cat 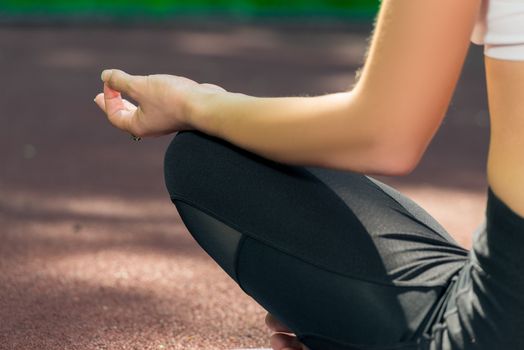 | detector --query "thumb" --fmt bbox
[101,69,144,99]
